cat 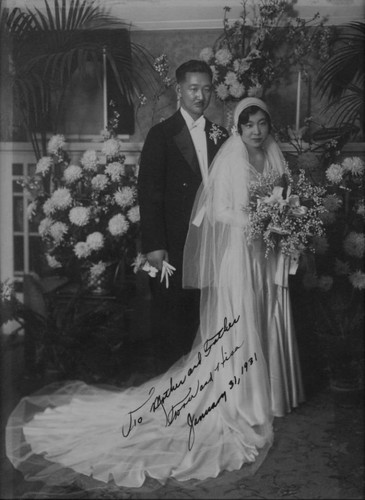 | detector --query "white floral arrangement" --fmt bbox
[303,156,365,293]
[245,168,327,258]
[22,133,140,286]
[199,1,333,102]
